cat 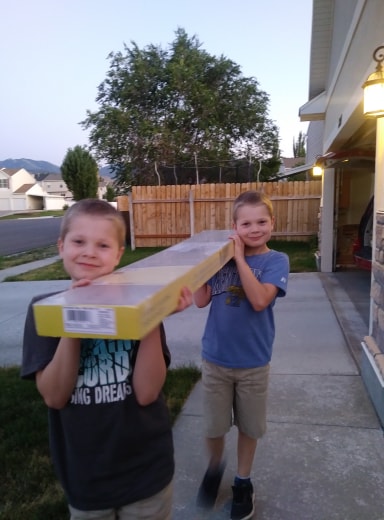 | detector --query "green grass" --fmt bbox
[0,245,59,270]
[1,239,317,281]
[271,239,317,272]
[0,210,64,220]
[1,247,166,281]
[0,365,201,520]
